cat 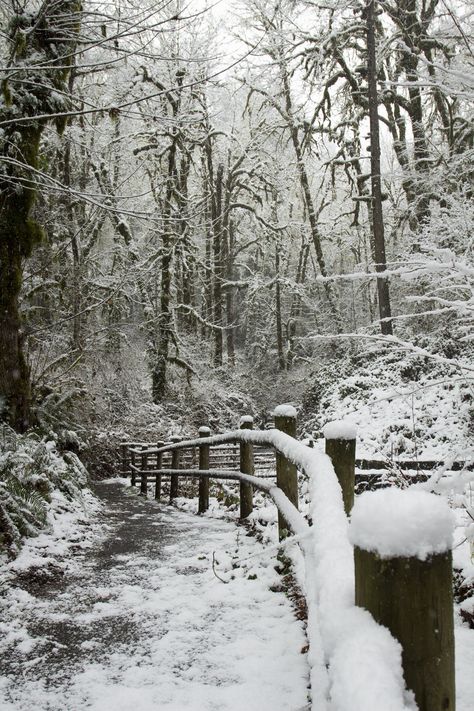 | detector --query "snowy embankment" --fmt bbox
[0,427,101,560]
[305,361,473,464]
